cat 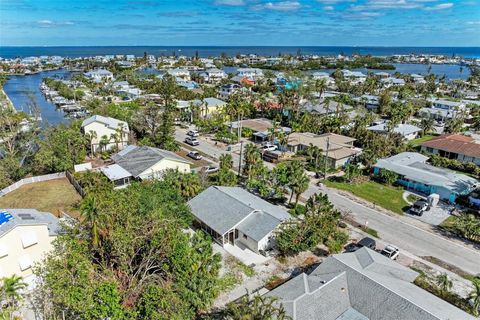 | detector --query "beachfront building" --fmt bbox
[0,209,60,289]
[286,132,362,168]
[373,152,478,203]
[188,186,290,254]
[81,115,130,153]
